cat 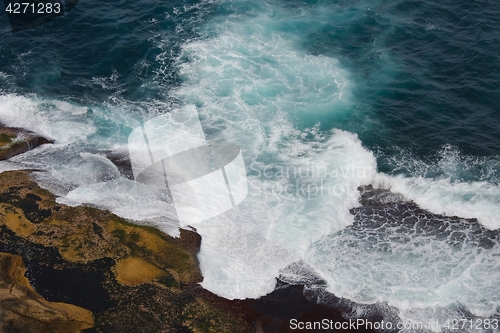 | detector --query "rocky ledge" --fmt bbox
[0,170,251,332]
[0,252,93,332]
[0,170,383,333]
[0,126,53,161]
